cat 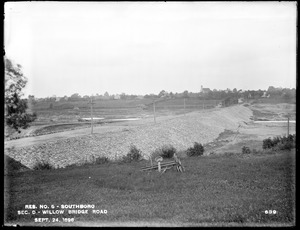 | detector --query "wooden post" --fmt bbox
[158,162,161,172]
